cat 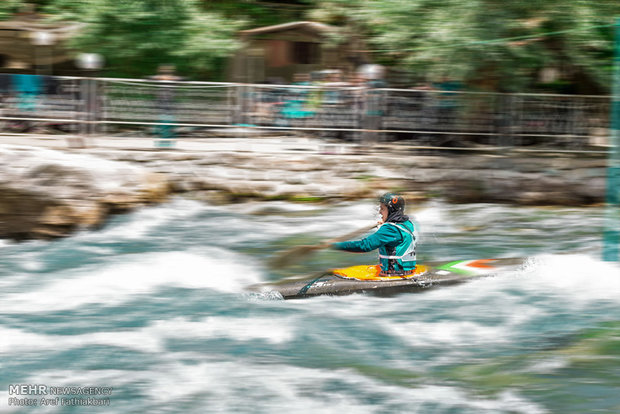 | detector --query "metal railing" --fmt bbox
[0,74,611,151]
